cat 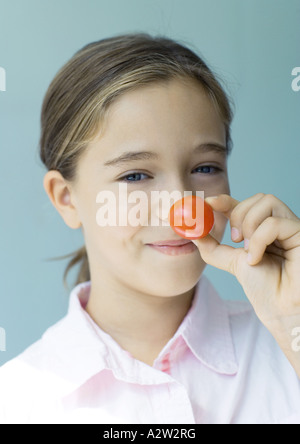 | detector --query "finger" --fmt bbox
[232,194,299,246]
[192,233,243,276]
[206,193,265,244]
[247,217,300,265]
[205,194,240,220]
[227,193,266,243]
